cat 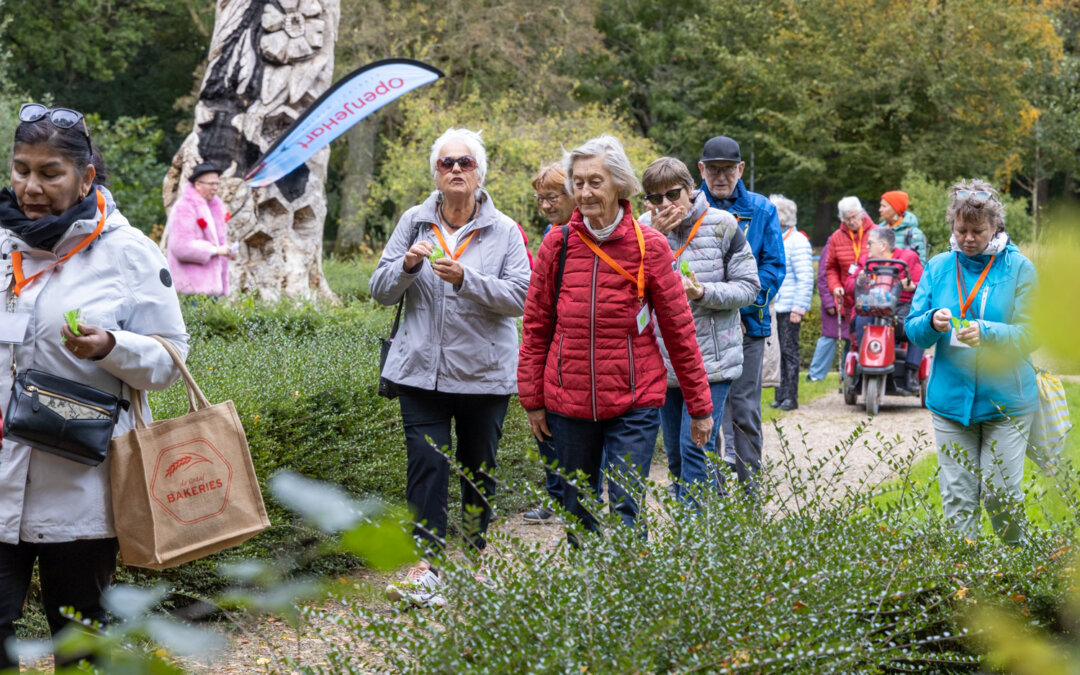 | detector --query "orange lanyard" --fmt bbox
[431,224,476,261]
[12,190,106,297]
[783,227,794,241]
[576,219,647,303]
[847,225,864,262]
[672,211,707,261]
[955,253,996,319]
